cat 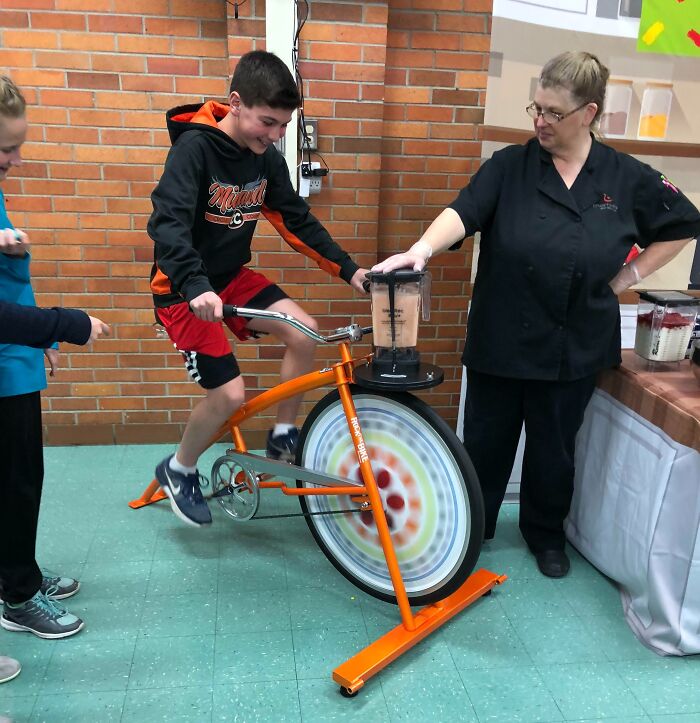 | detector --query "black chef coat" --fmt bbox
[448,137,700,381]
